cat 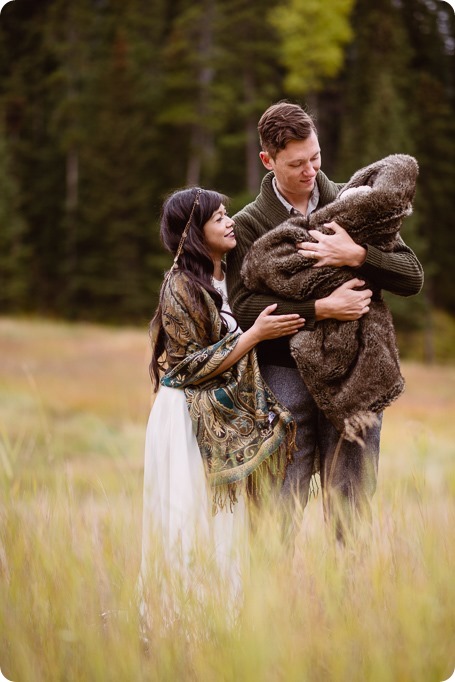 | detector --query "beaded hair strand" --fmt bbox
[171,188,203,270]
